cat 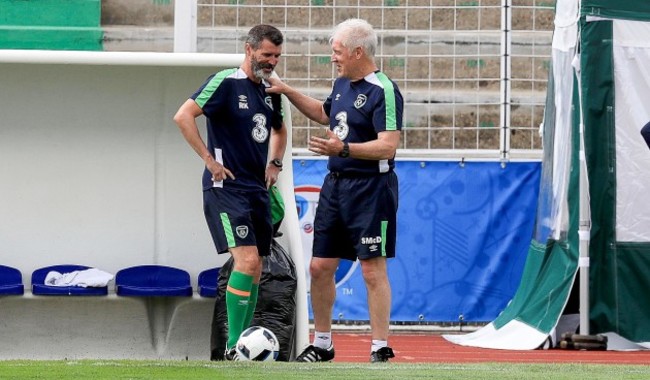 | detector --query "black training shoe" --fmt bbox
[370,347,395,363]
[224,347,240,361]
[294,344,335,362]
